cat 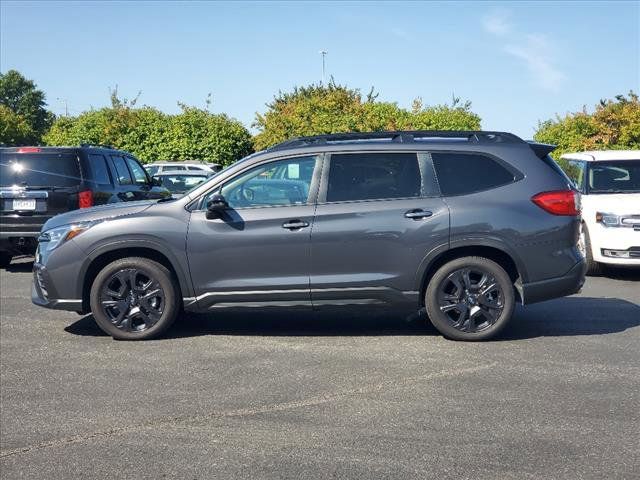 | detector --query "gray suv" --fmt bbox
[31,131,586,341]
